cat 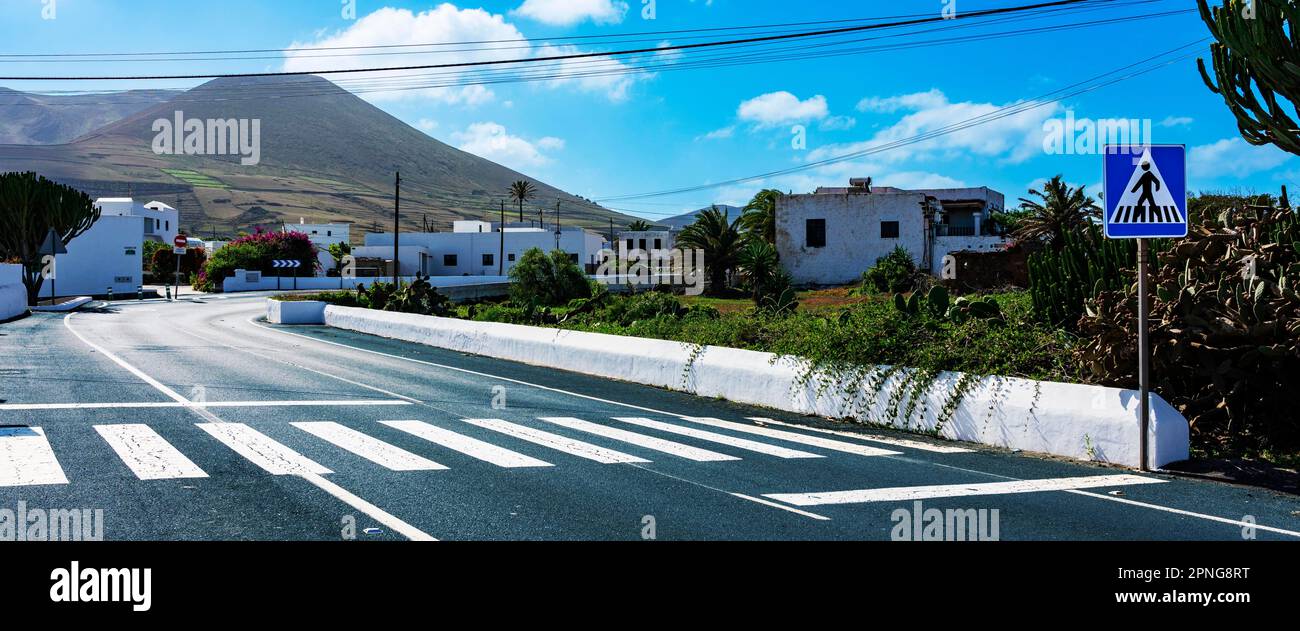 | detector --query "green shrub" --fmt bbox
[1027,224,1136,328]
[861,246,918,294]
[509,247,591,307]
[357,276,452,316]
